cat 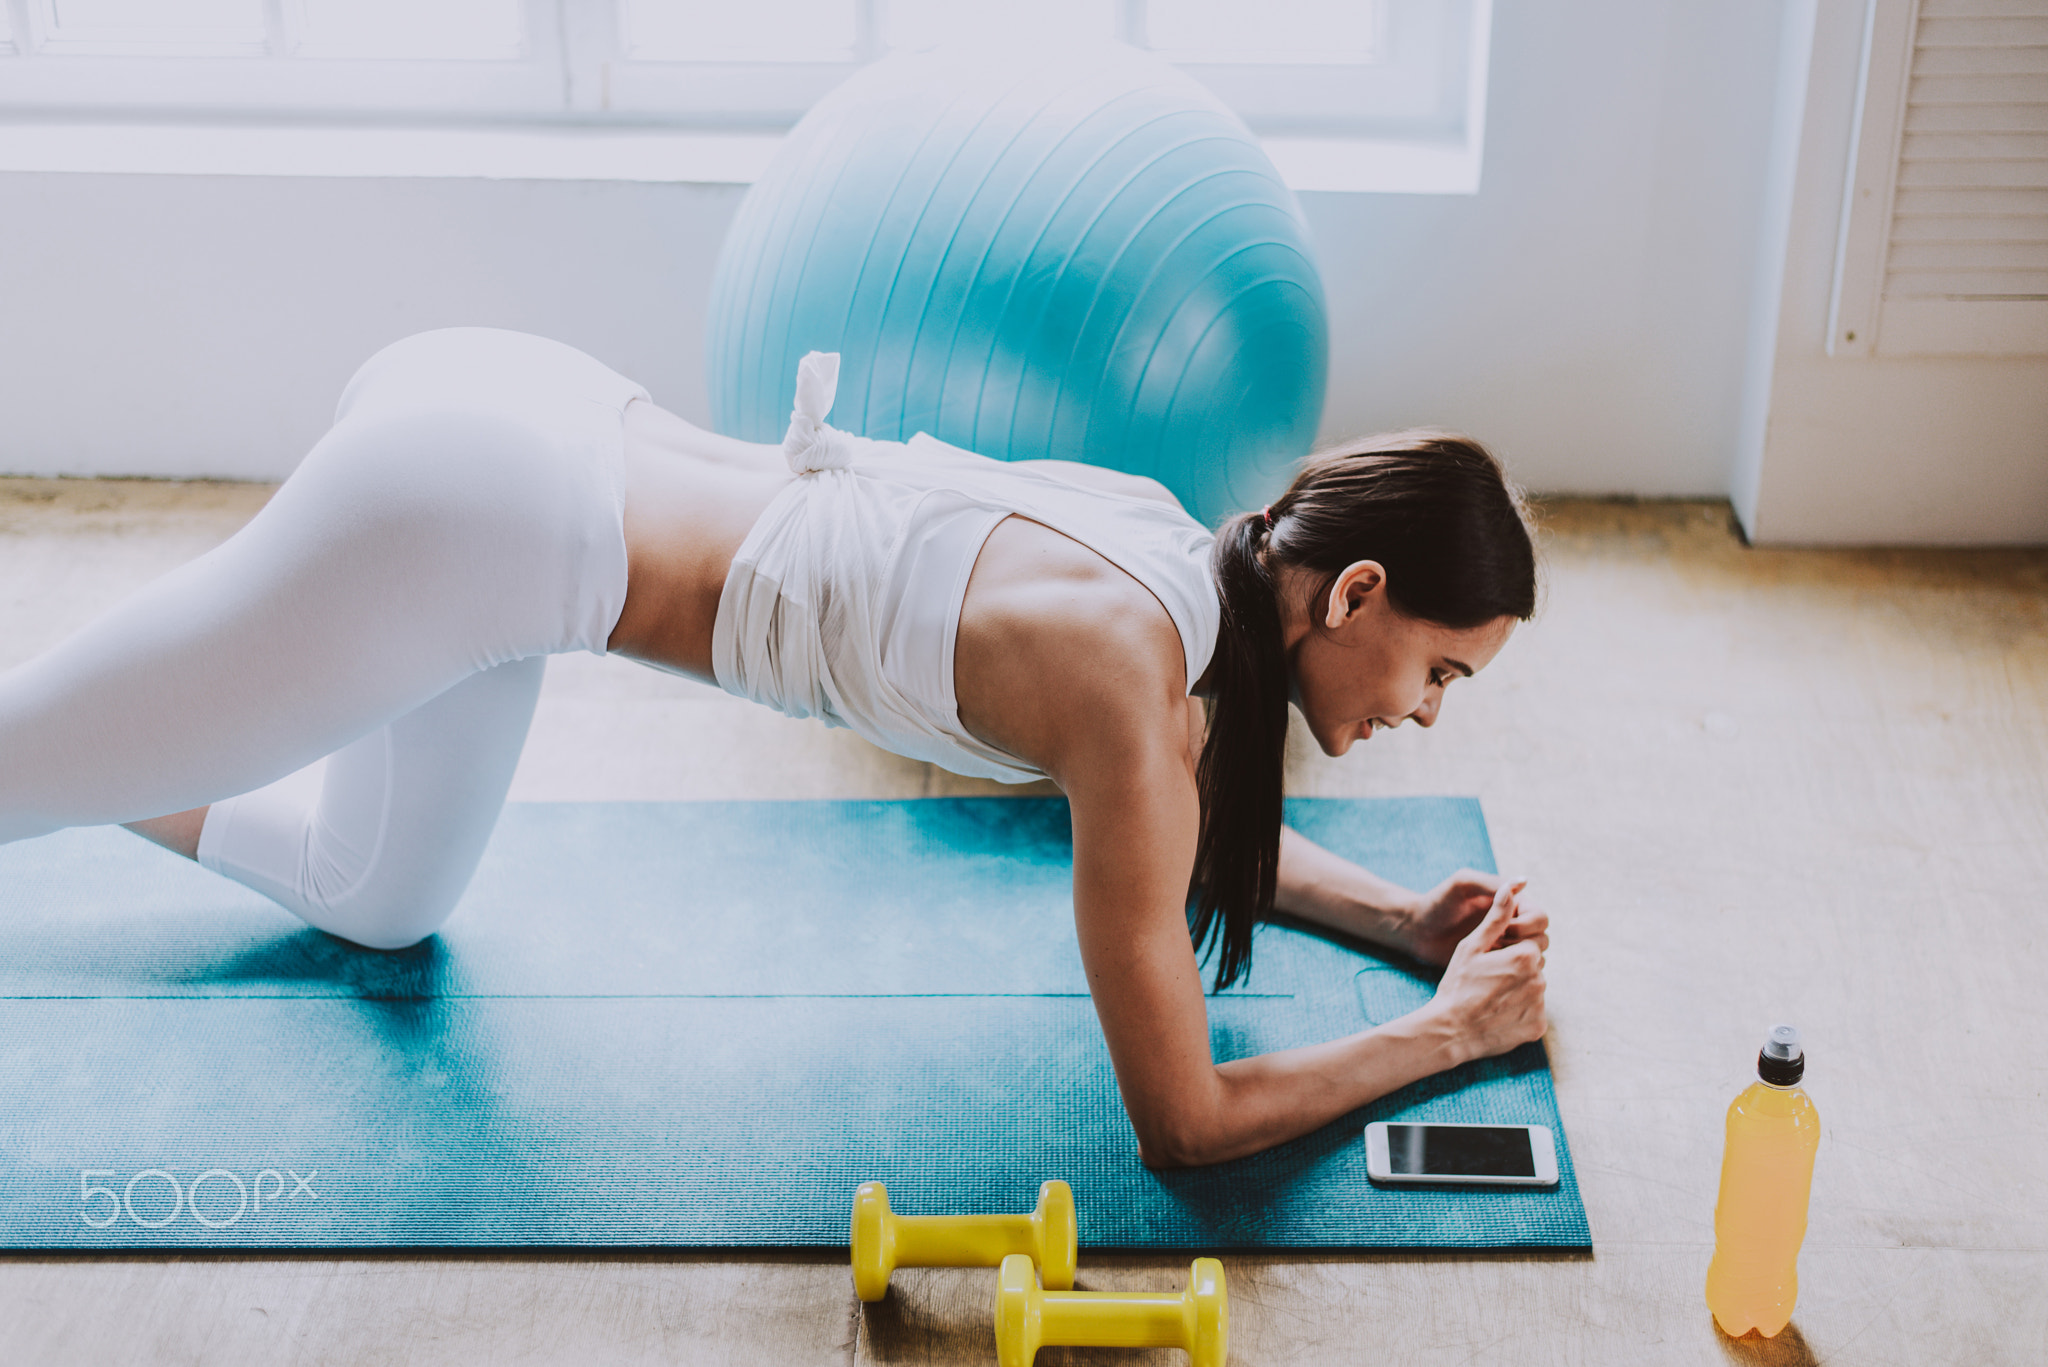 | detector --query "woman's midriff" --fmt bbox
[607,399,792,678]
